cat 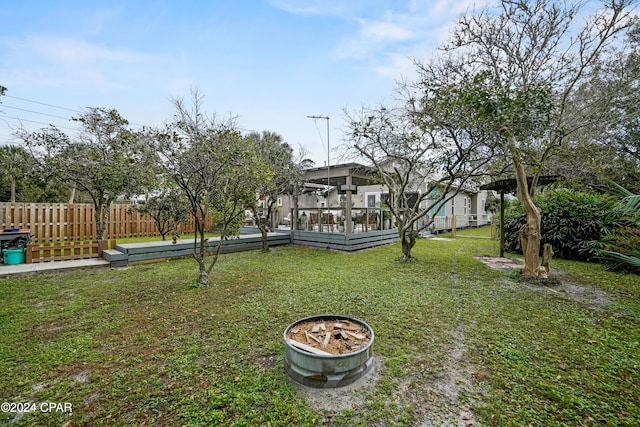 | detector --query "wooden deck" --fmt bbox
[102,228,402,266]
[104,232,291,266]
